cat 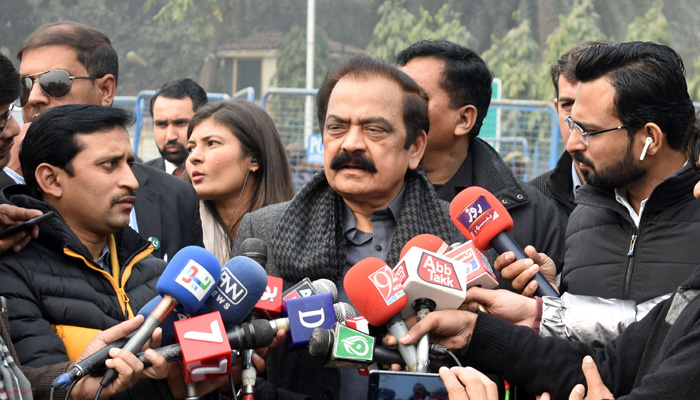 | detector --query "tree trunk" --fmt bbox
[537,0,560,48]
